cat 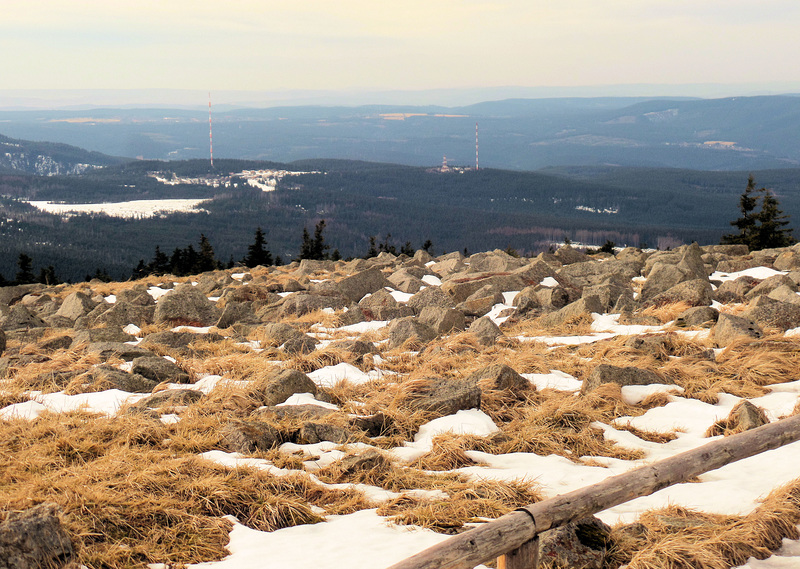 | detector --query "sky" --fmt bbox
[4,1,800,104]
